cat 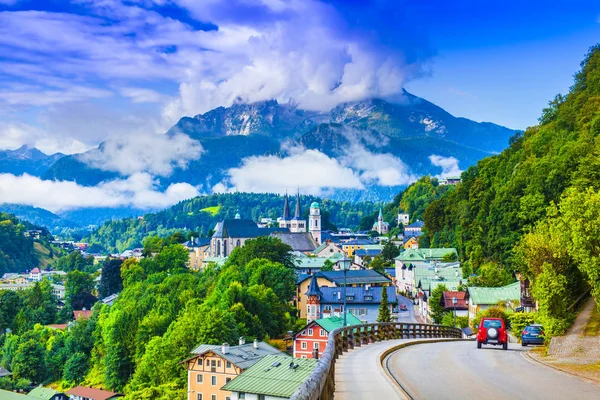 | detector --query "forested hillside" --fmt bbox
[86,192,379,253]
[421,45,600,333]
[0,213,57,274]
